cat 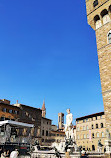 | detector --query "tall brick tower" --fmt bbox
[41,100,46,118]
[58,113,64,130]
[85,0,111,132]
